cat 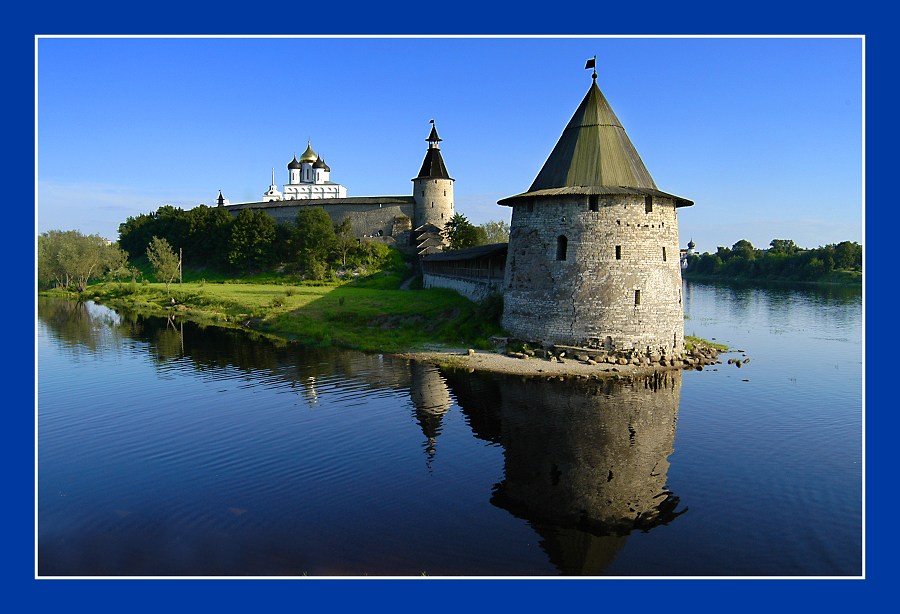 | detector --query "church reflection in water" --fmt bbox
[441,368,686,575]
